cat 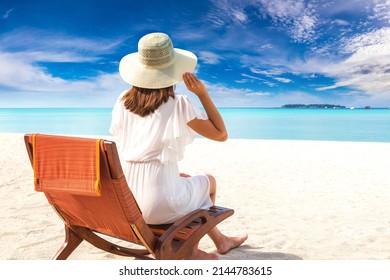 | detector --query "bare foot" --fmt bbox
[217,234,248,255]
[186,249,219,260]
